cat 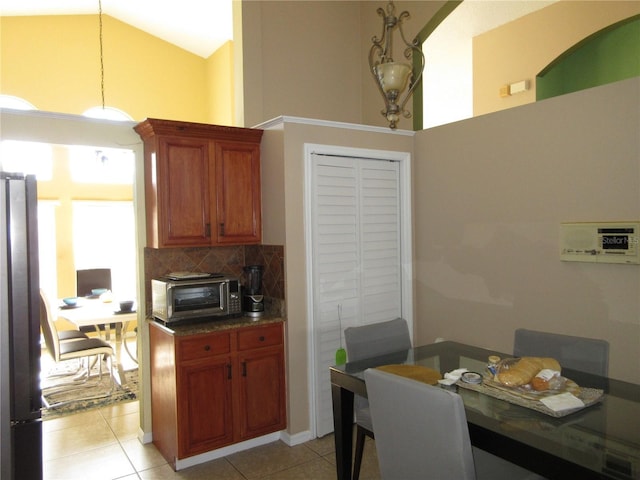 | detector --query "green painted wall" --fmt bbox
[537,16,640,101]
